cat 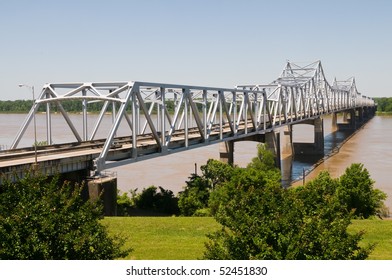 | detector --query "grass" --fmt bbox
[101,217,220,260]
[348,219,392,260]
[102,217,392,260]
